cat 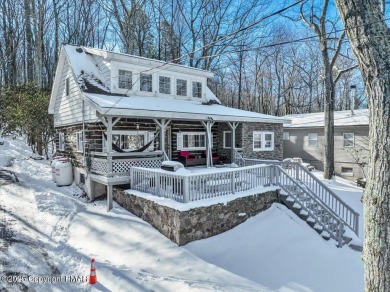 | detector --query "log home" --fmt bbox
[49,45,360,247]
